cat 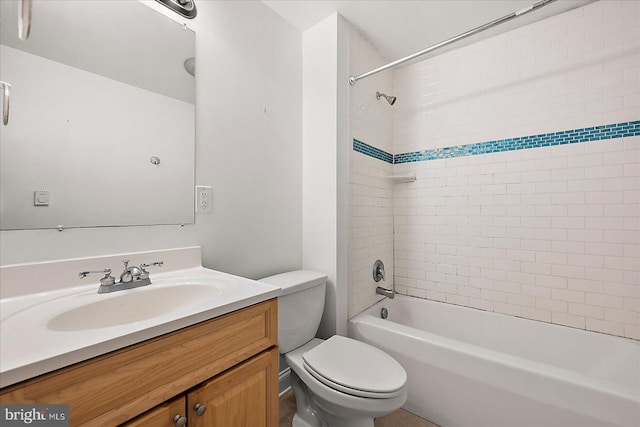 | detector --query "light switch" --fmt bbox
[34,190,49,206]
